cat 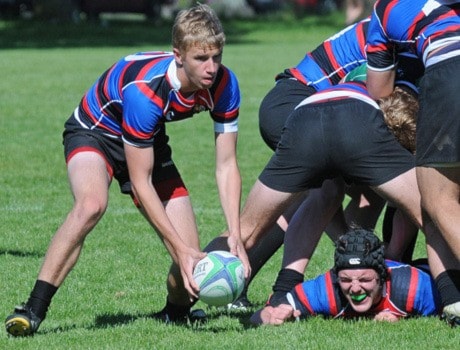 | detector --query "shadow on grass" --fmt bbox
[0,12,344,49]
[87,307,257,332]
[0,248,43,258]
